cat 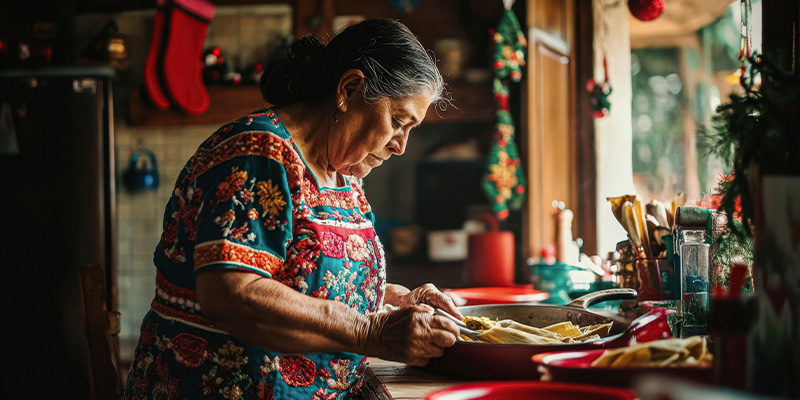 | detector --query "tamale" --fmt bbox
[497,320,561,339]
[477,326,563,345]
